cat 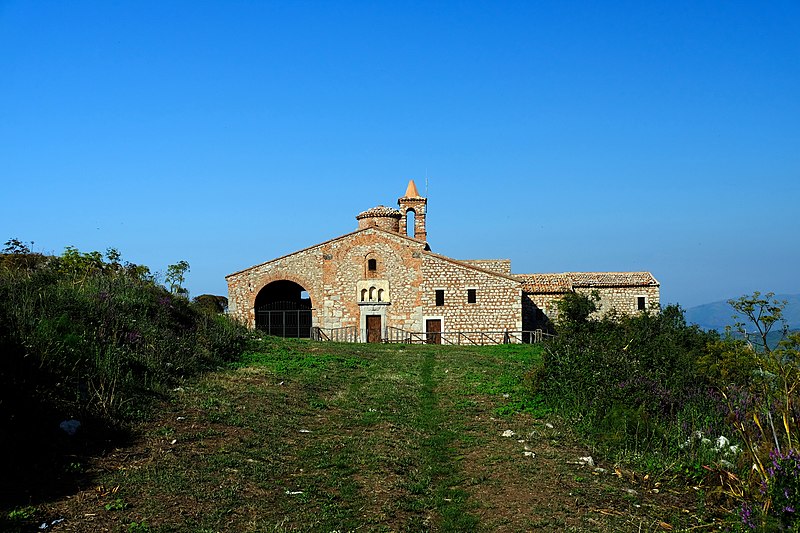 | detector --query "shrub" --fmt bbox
[193,294,229,314]
[534,290,800,527]
[765,448,800,529]
[537,304,724,463]
[0,243,250,428]
[555,290,599,329]
[722,333,800,528]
